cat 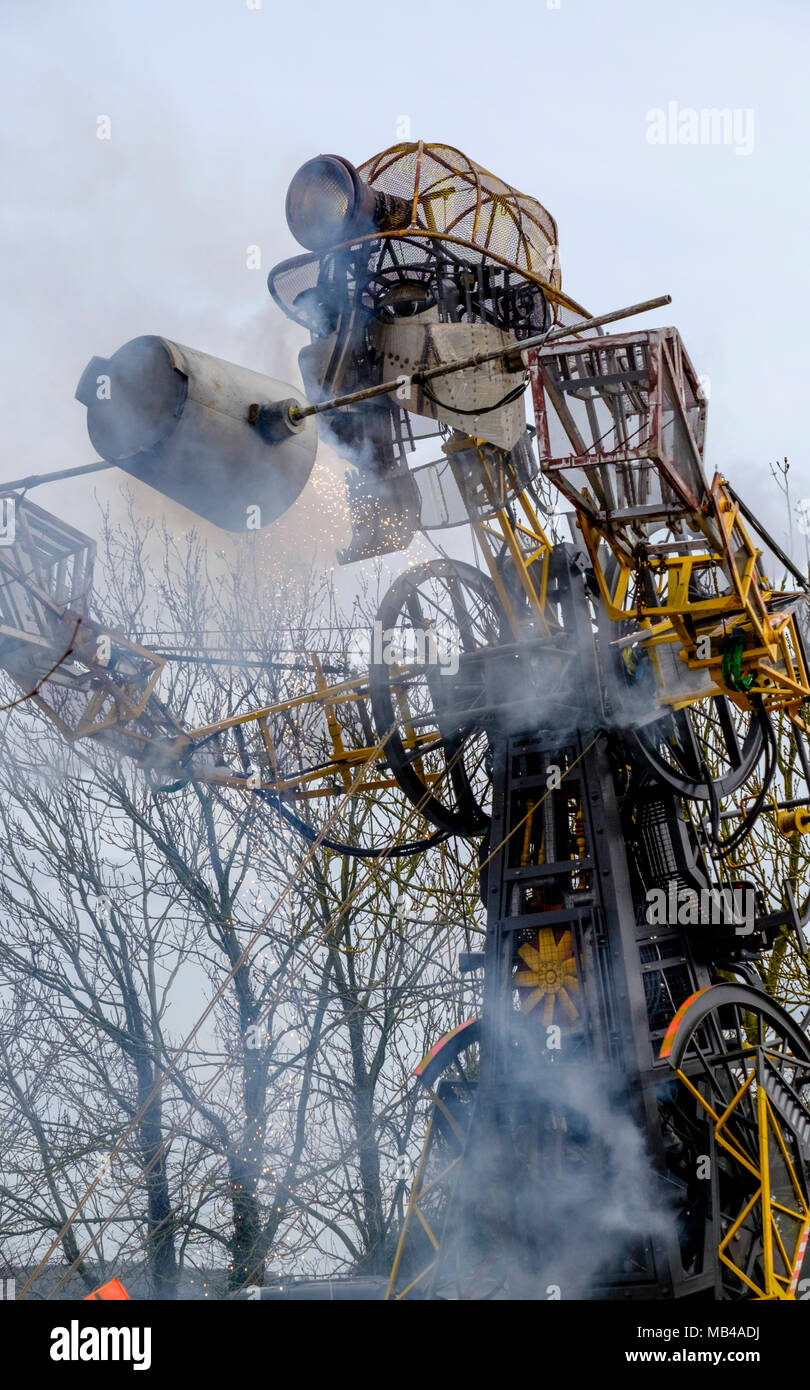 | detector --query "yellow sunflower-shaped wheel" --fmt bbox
[513,929,581,1025]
